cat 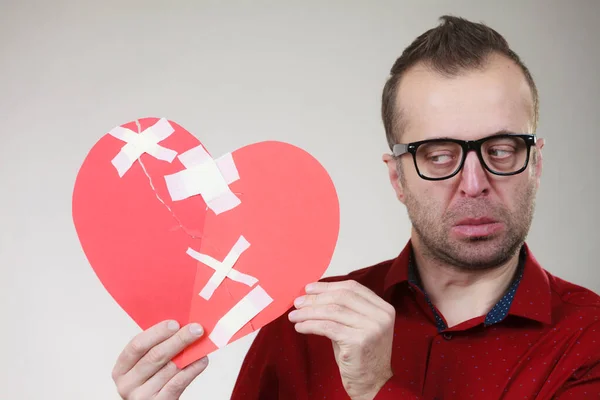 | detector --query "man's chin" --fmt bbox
[440,237,517,270]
